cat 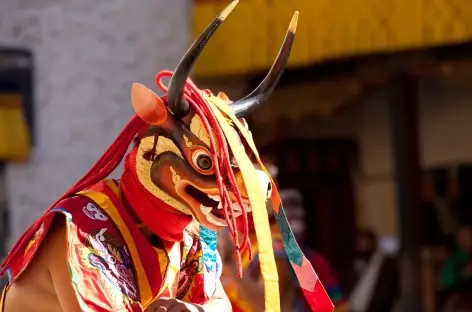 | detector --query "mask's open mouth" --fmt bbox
[185,185,251,225]
[185,185,219,209]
